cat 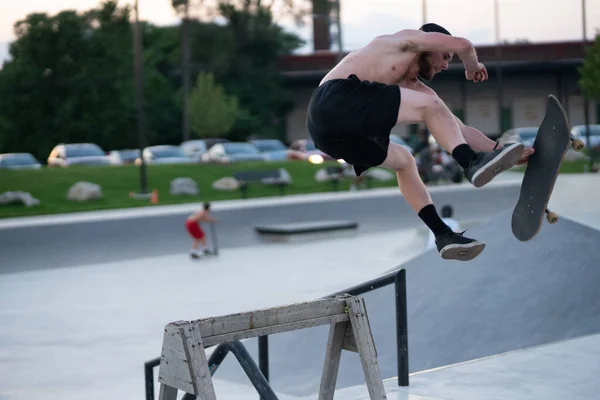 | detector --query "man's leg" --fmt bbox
[379,142,485,261]
[396,87,523,188]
